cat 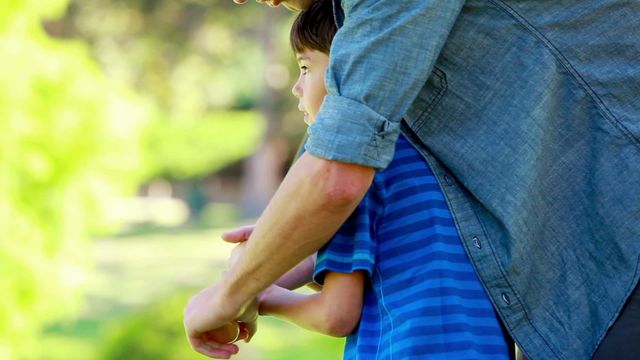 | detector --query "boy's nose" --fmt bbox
[291,81,302,98]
